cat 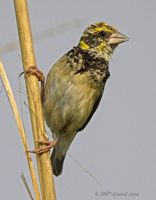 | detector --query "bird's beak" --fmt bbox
[108,32,129,45]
